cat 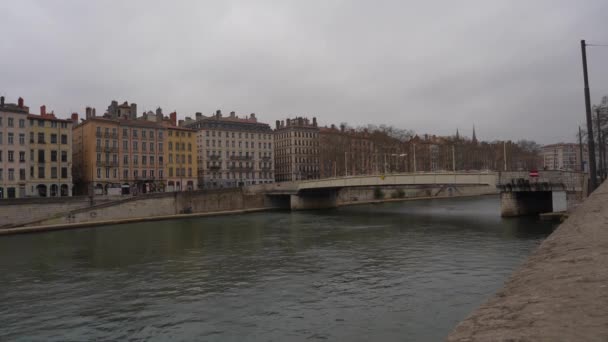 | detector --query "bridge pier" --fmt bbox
[290,190,338,210]
[500,191,553,217]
